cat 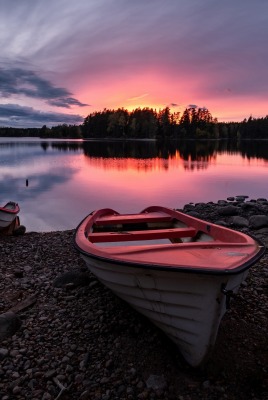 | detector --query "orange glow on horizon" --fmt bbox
[76,68,268,123]
[77,95,268,123]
